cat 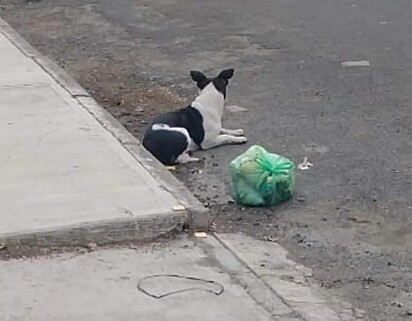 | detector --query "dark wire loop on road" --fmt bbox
[137,274,225,299]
